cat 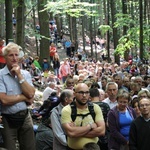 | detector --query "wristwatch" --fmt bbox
[19,79,25,84]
